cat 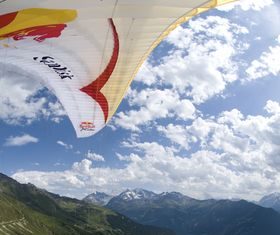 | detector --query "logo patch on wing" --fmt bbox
[0,8,77,42]
[80,122,95,132]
